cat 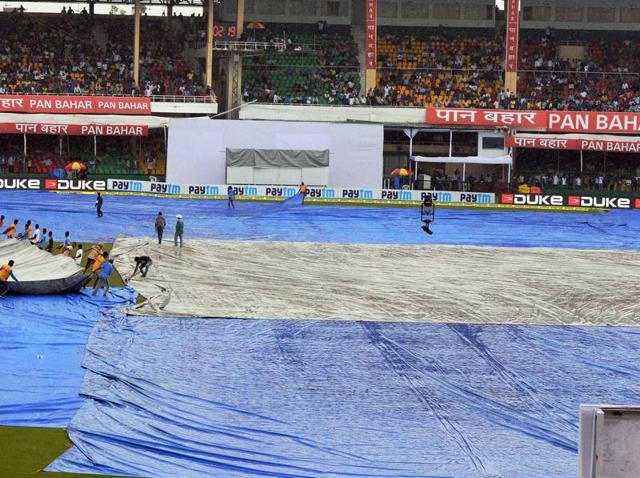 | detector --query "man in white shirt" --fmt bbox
[30,224,40,245]
[74,244,83,265]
